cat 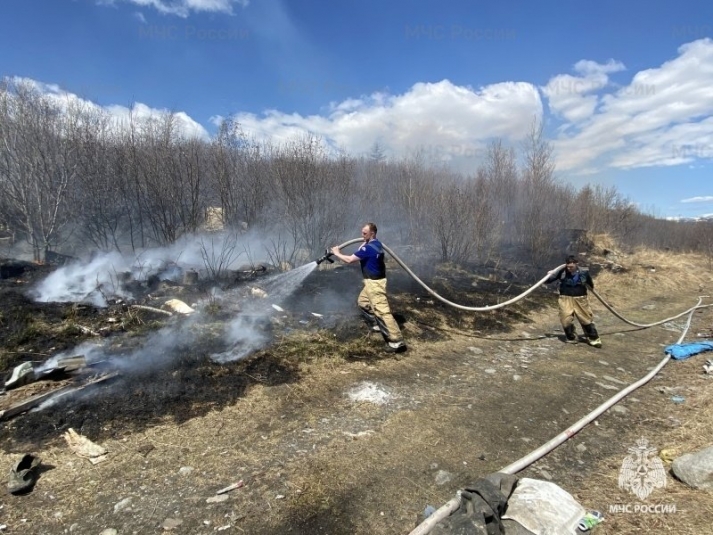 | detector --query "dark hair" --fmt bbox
[565,255,578,264]
[365,222,378,234]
